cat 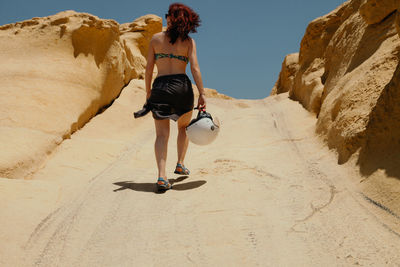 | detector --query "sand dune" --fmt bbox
[2,1,400,265]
